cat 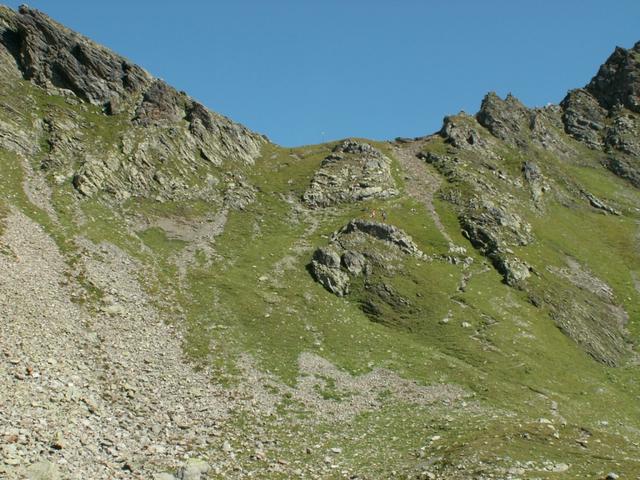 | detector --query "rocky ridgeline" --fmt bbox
[421,150,535,287]
[411,52,639,365]
[425,43,640,289]
[0,5,265,203]
[310,219,423,296]
[302,140,398,207]
[562,42,640,185]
